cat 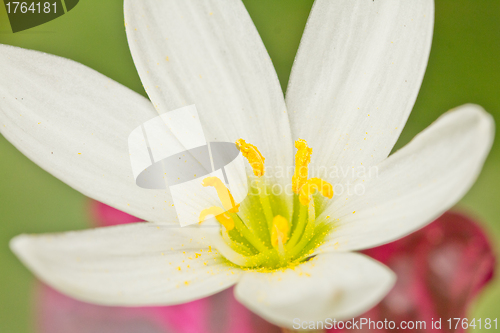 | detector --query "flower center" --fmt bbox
[199,139,334,271]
